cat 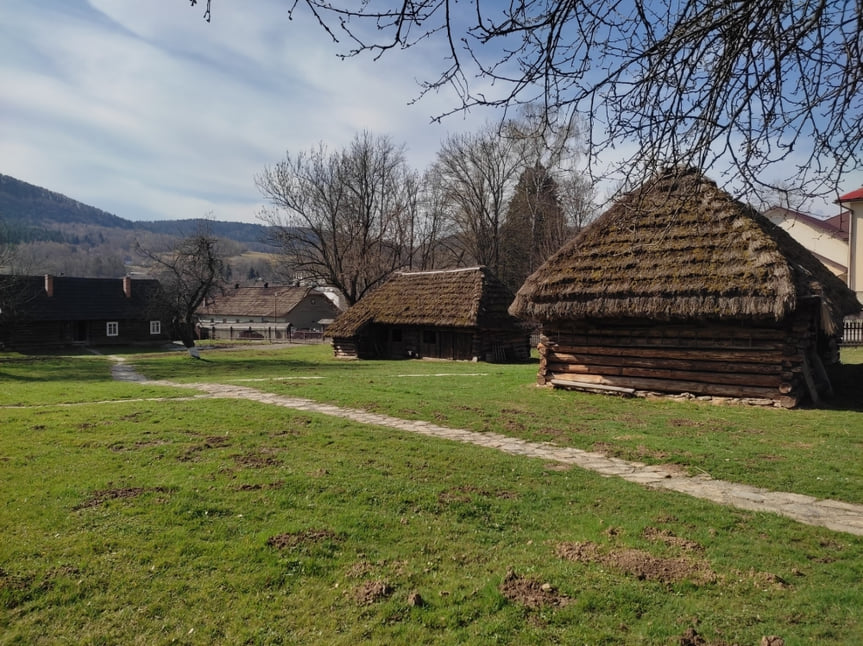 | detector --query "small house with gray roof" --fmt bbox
[198,284,341,329]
